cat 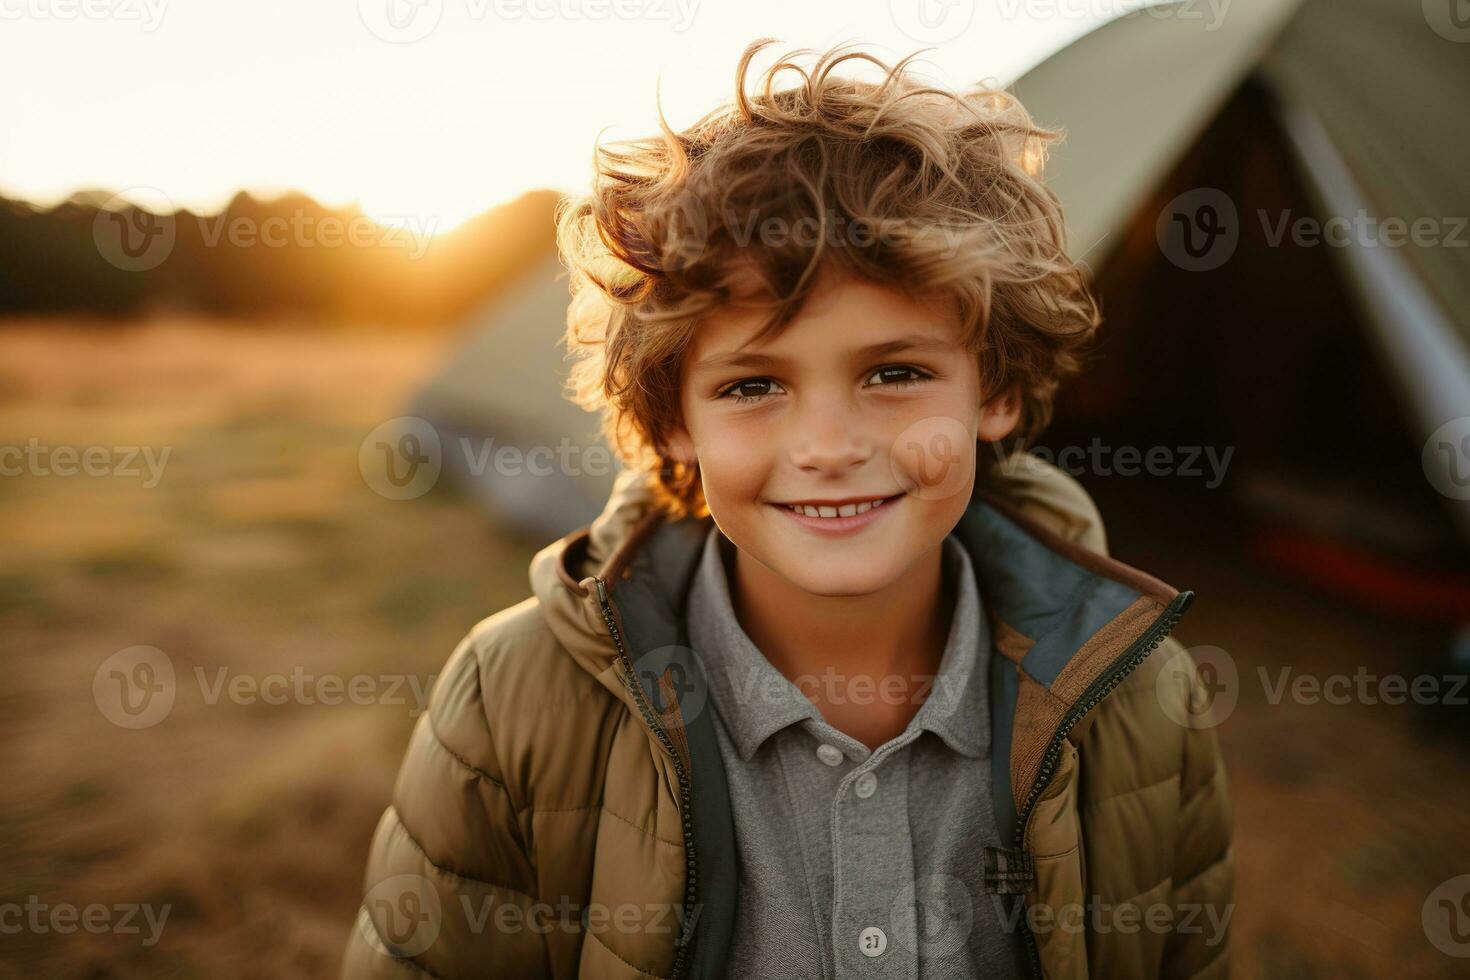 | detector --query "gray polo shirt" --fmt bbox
[686,526,1027,979]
